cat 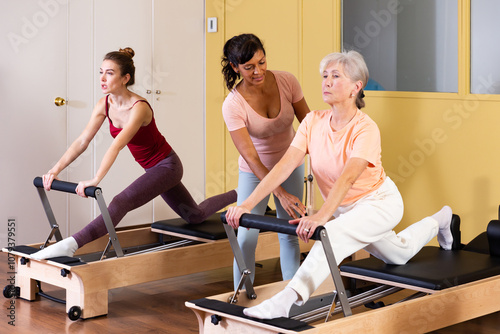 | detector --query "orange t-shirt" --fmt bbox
[291,109,386,205]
